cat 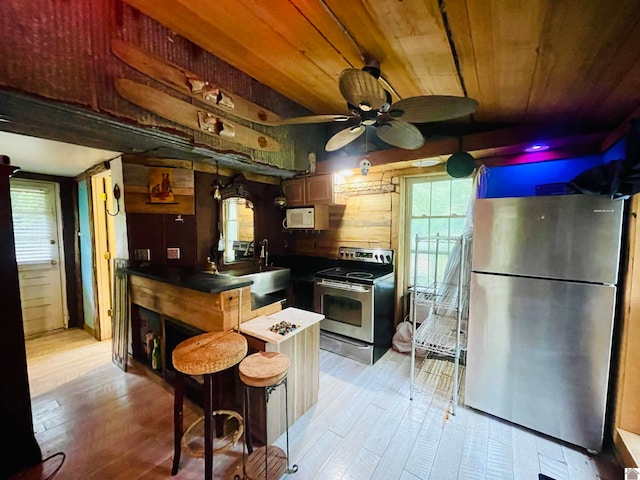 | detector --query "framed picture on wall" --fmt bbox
[149,167,175,203]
